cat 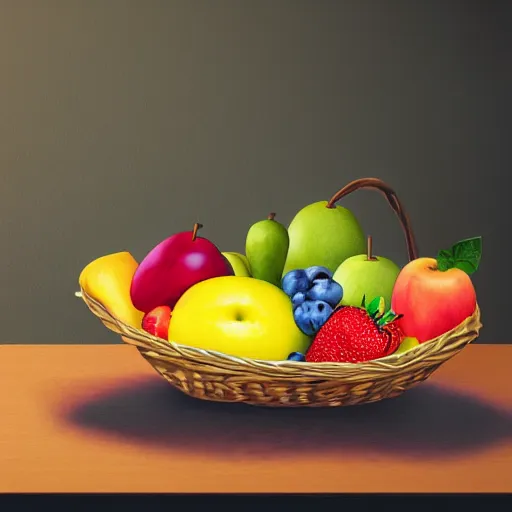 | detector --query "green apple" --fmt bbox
[332,236,400,311]
[168,276,311,360]
[222,252,251,277]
